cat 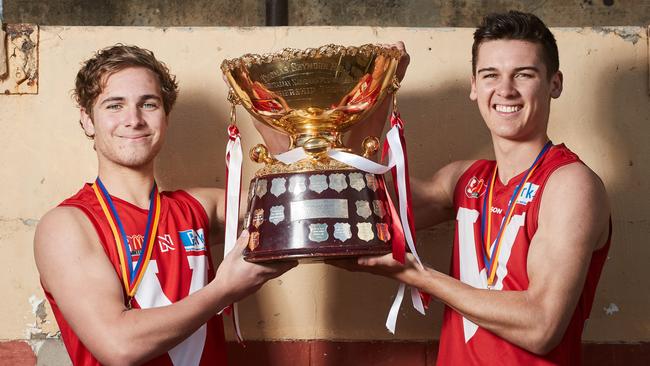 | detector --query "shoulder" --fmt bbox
[447,160,480,180]
[441,160,480,191]
[181,187,225,223]
[544,162,607,208]
[36,206,96,240]
[34,206,103,290]
[426,160,477,205]
[539,162,610,249]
